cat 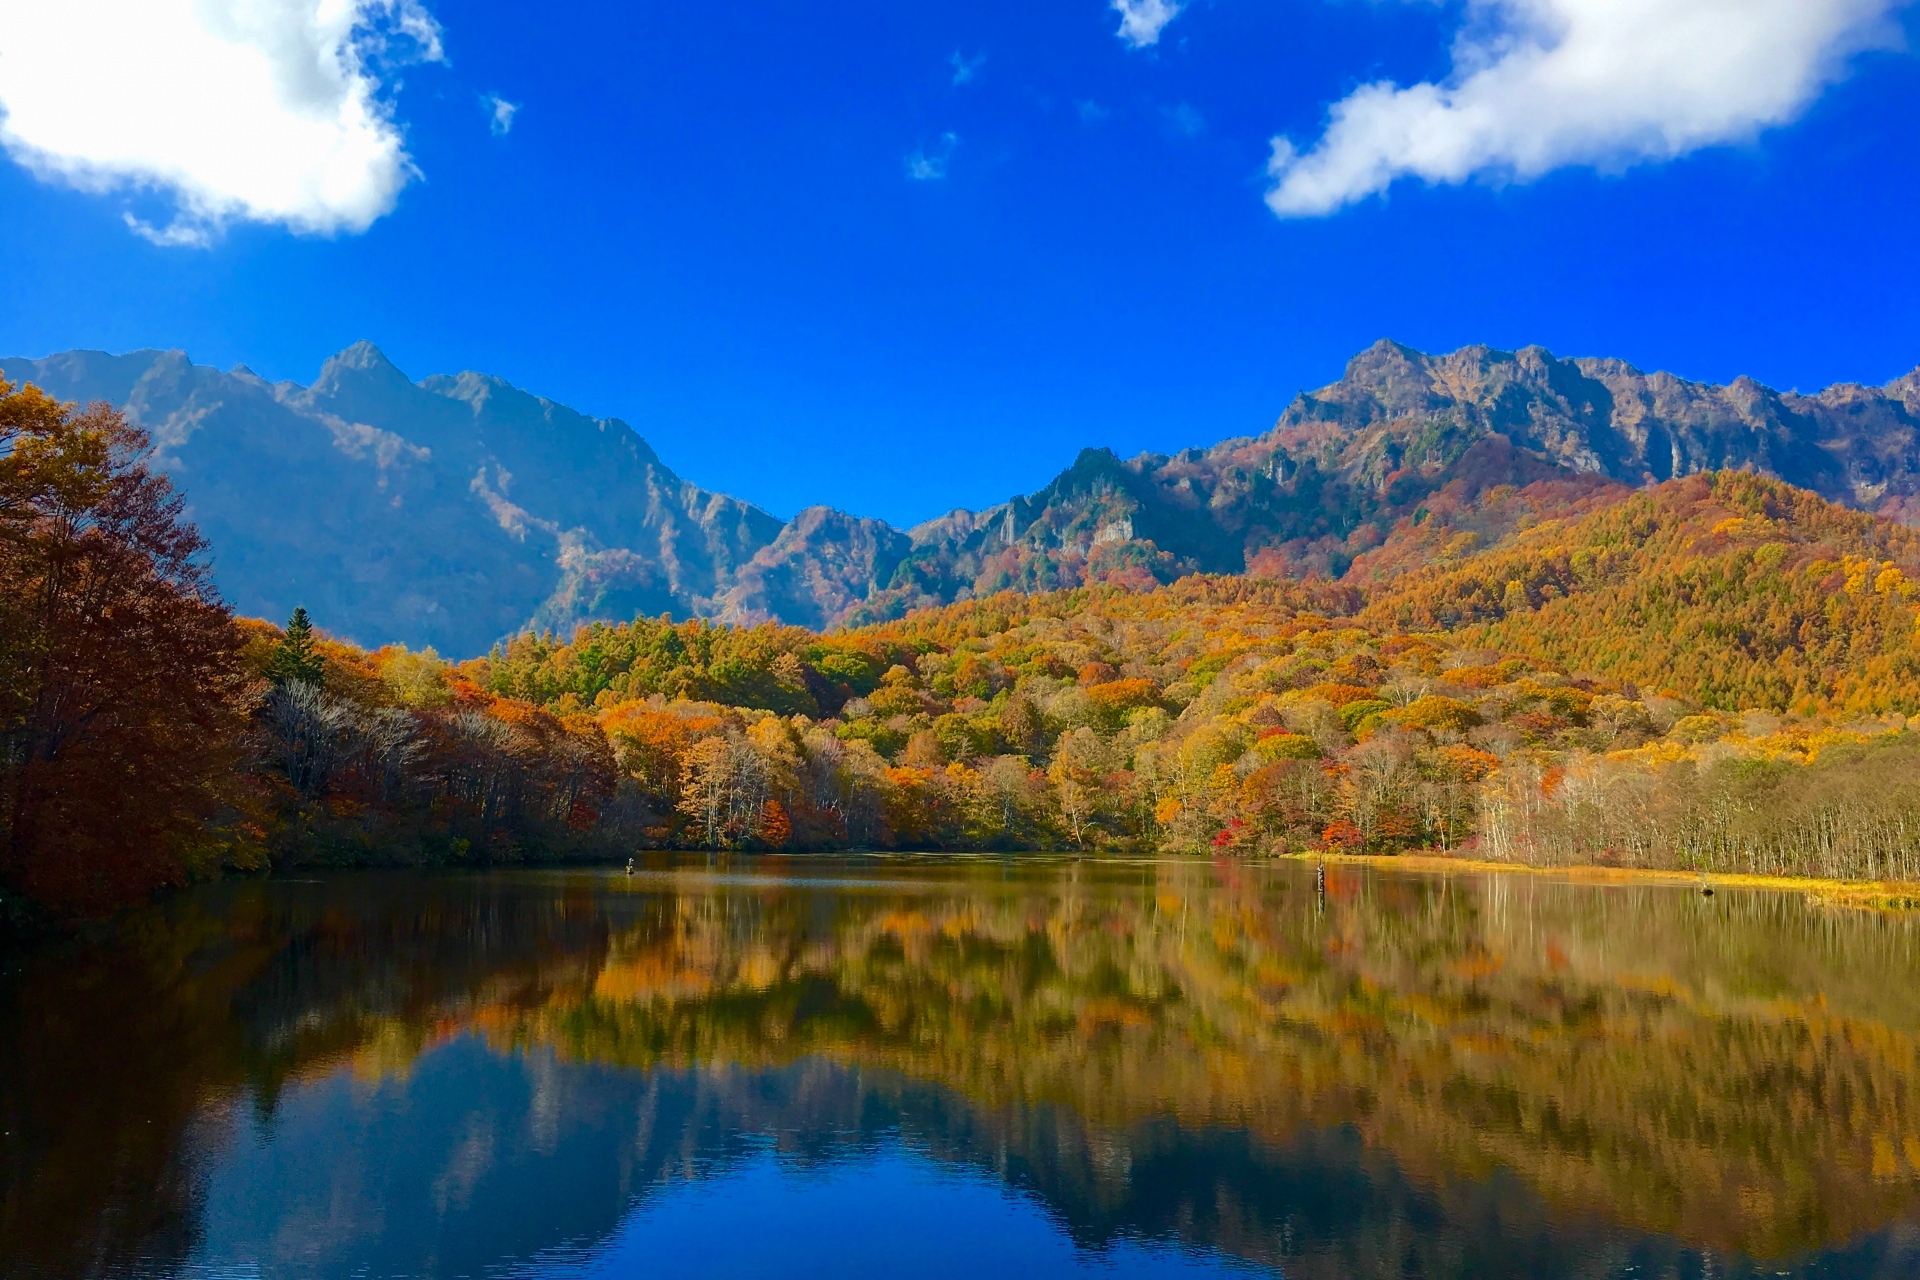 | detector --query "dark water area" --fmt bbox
[7,857,1920,1279]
